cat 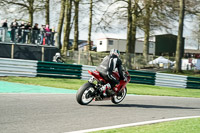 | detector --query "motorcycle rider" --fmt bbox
[96,49,126,96]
